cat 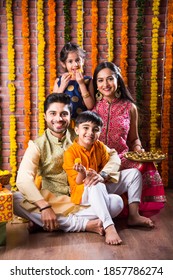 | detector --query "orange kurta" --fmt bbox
[63,139,110,204]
